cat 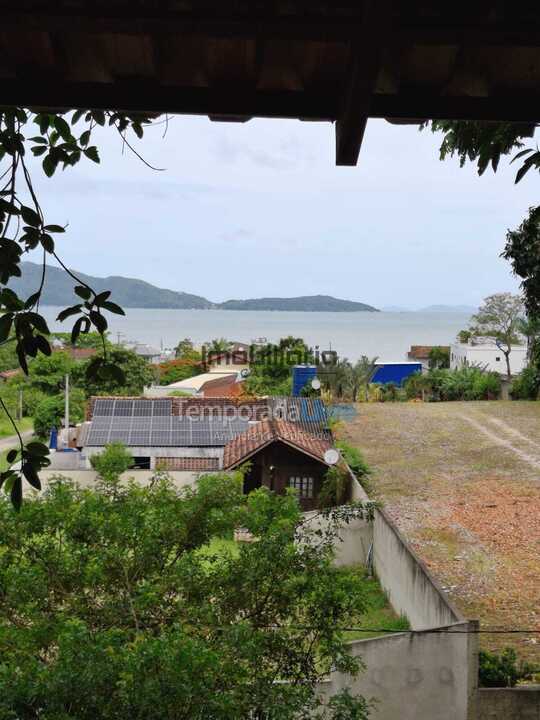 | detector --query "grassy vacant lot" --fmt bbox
[340,401,540,663]
[0,416,33,439]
